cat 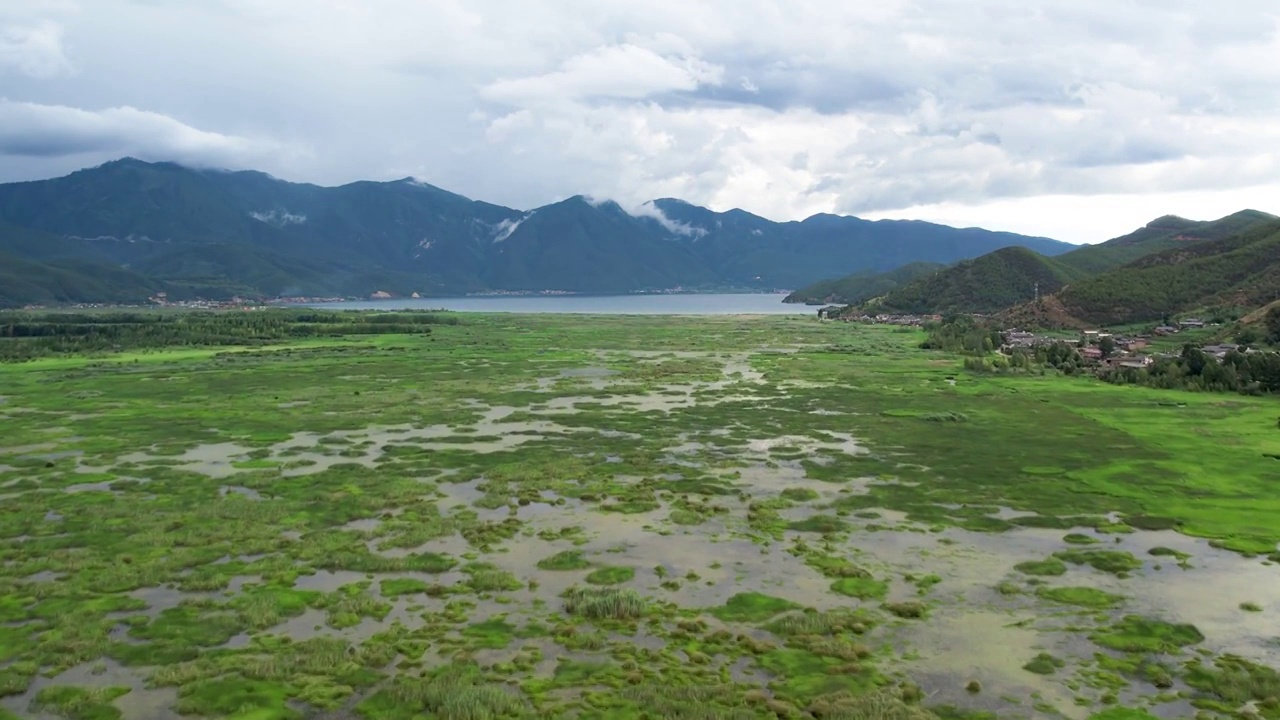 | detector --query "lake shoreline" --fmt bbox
[298,292,814,315]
